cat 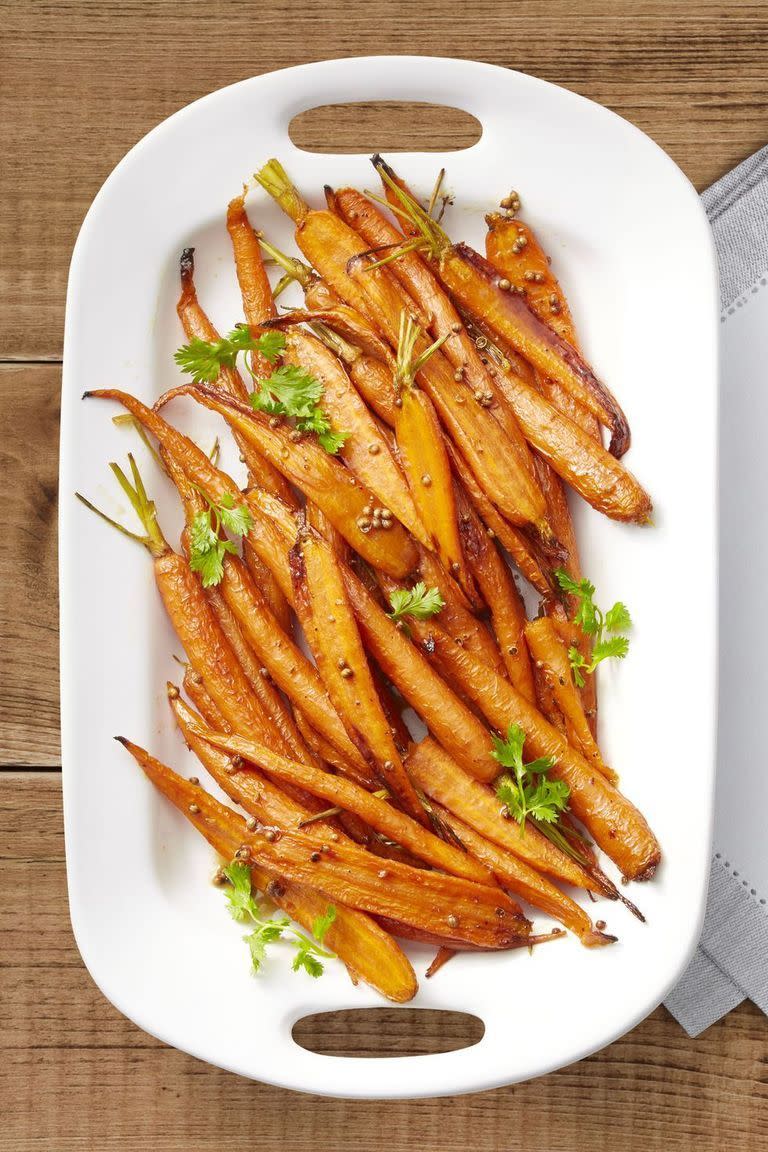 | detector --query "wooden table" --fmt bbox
[3,2,768,1146]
